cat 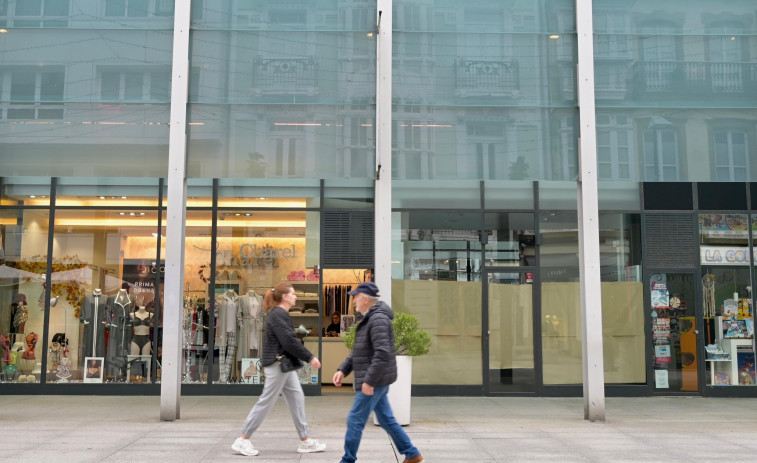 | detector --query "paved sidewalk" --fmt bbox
[2,394,757,462]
